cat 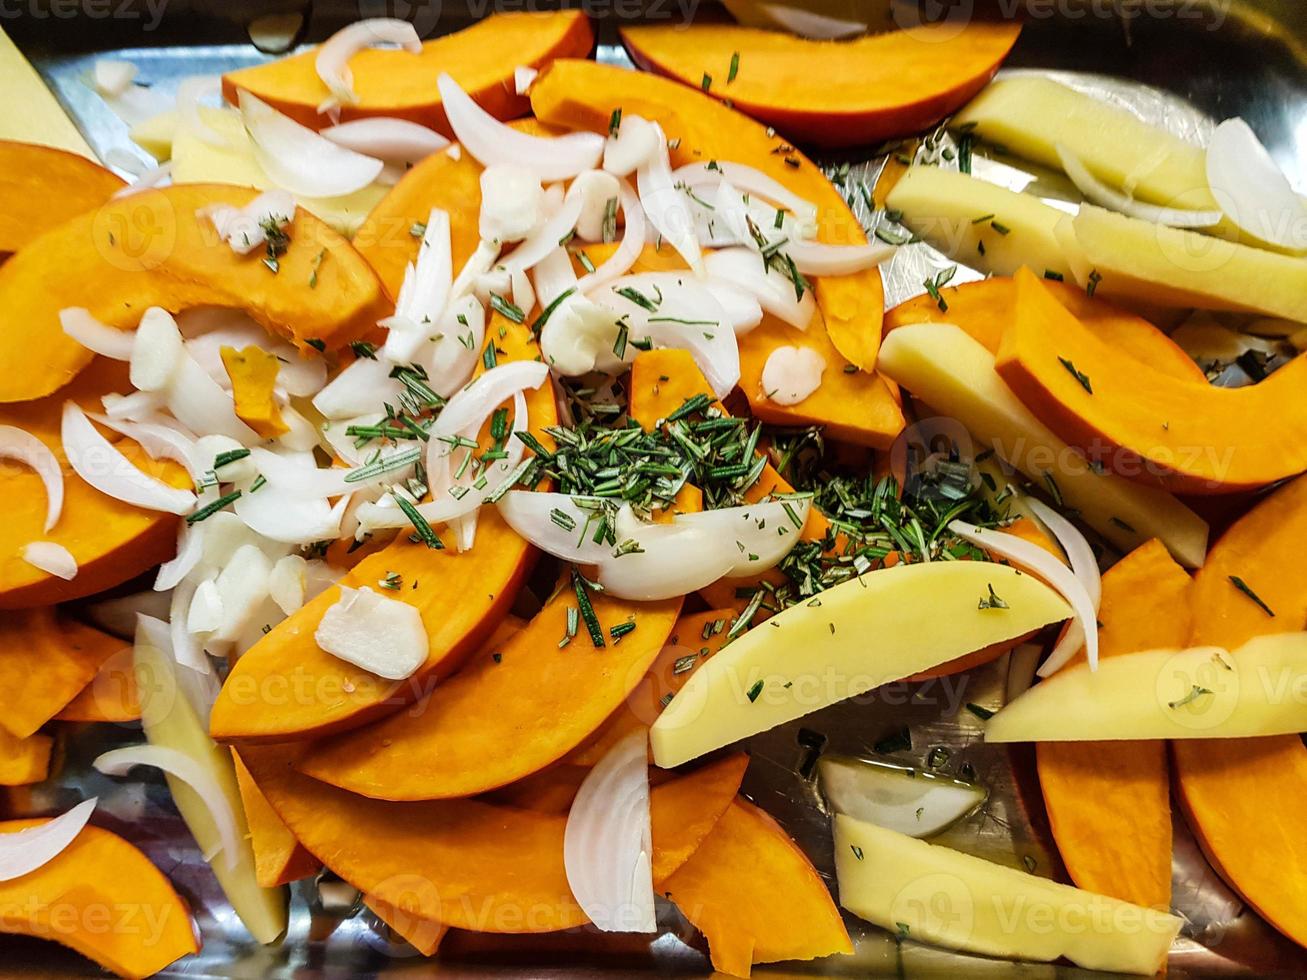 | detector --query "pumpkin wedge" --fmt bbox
[238,745,746,933]
[662,799,852,977]
[622,21,1019,148]
[1035,539,1188,911]
[56,648,141,723]
[0,184,391,403]
[365,895,447,956]
[530,59,905,448]
[885,275,1205,383]
[0,141,124,254]
[232,752,319,888]
[0,727,52,785]
[1172,474,1307,949]
[298,577,682,799]
[996,268,1307,494]
[0,359,191,609]
[223,11,594,134]
[0,819,199,978]
[0,609,124,737]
